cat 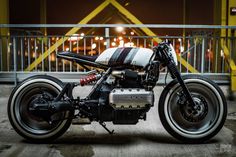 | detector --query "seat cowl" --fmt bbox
[57,51,98,62]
